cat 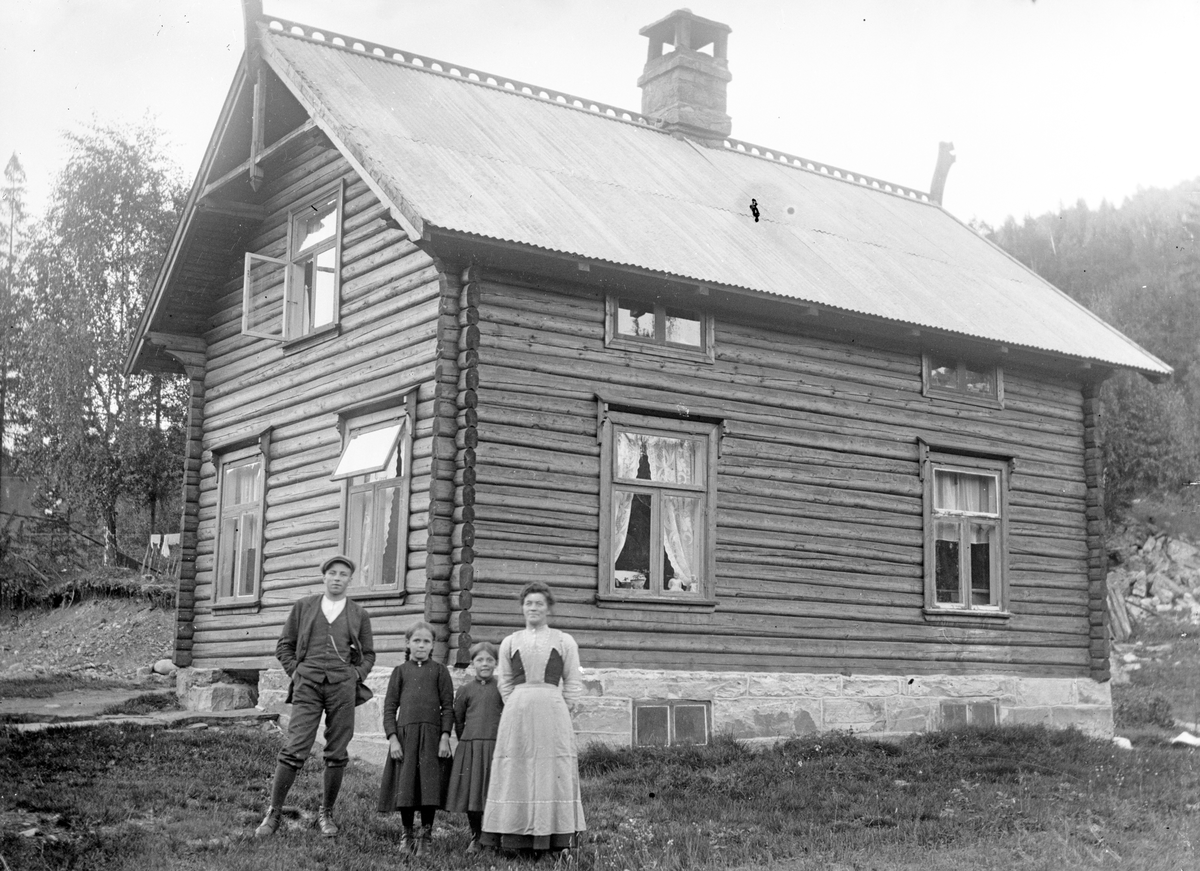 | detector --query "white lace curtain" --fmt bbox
[612,432,699,591]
